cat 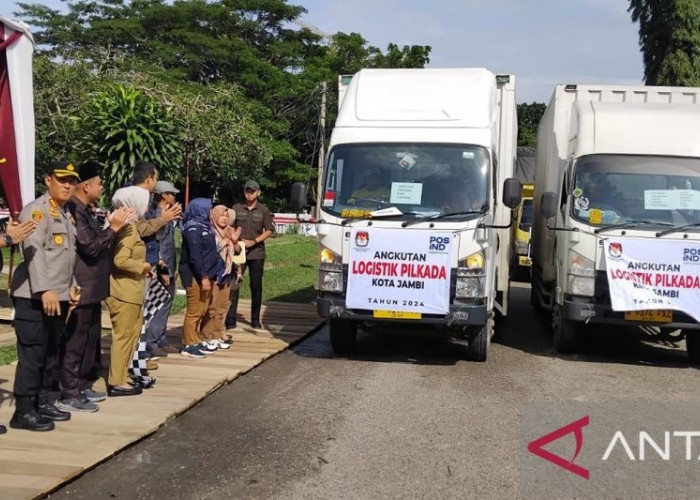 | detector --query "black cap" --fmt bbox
[48,161,80,180]
[78,161,101,182]
[244,180,260,191]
